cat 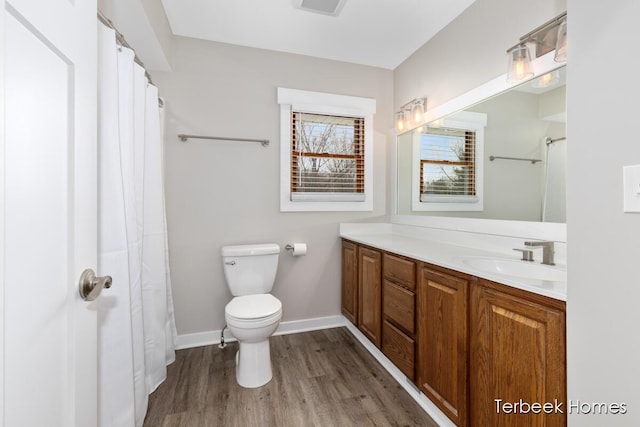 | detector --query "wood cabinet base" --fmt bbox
[471,279,566,426]
[417,265,469,426]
